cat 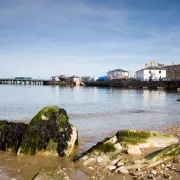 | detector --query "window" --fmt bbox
[149,71,151,74]
[159,71,161,74]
